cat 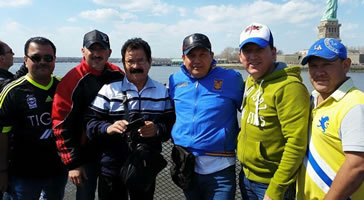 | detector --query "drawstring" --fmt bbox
[253,80,264,126]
